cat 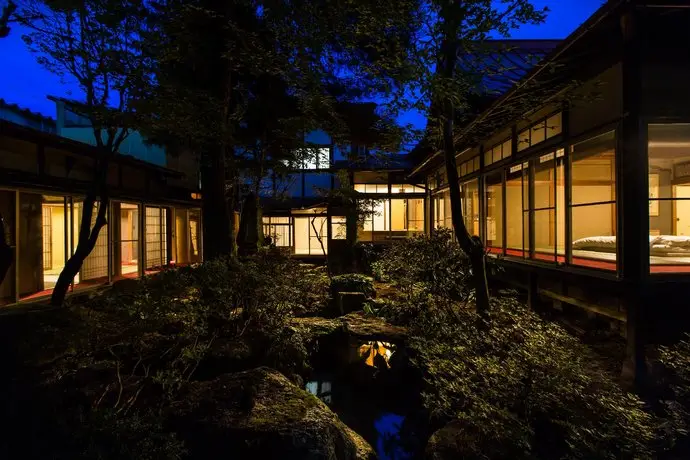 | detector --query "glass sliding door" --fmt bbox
[506,163,529,258]
[17,193,80,299]
[77,200,109,284]
[648,124,690,273]
[461,179,480,236]
[145,206,168,271]
[406,198,425,234]
[174,209,190,265]
[570,131,616,271]
[485,173,504,254]
[112,202,140,279]
[294,215,328,255]
[189,209,201,263]
[531,149,565,263]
